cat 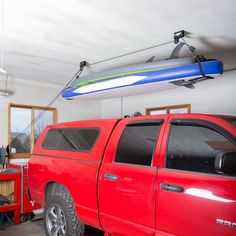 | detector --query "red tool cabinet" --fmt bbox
[0,168,21,224]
